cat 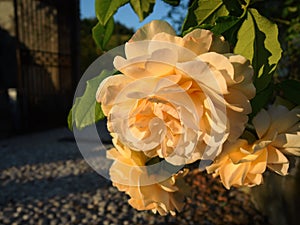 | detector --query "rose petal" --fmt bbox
[197,52,235,84]
[151,33,197,62]
[183,29,213,55]
[176,60,228,94]
[267,163,289,176]
[209,35,230,54]
[125,41,150,59]
[248,149,267,174]
[268,105,300,135]
[267,146,289,164]
[252,109,271,139]
[227,54,255,99]
[129,20,176,42]
[273,133,300,148]
[225,88,252,114]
